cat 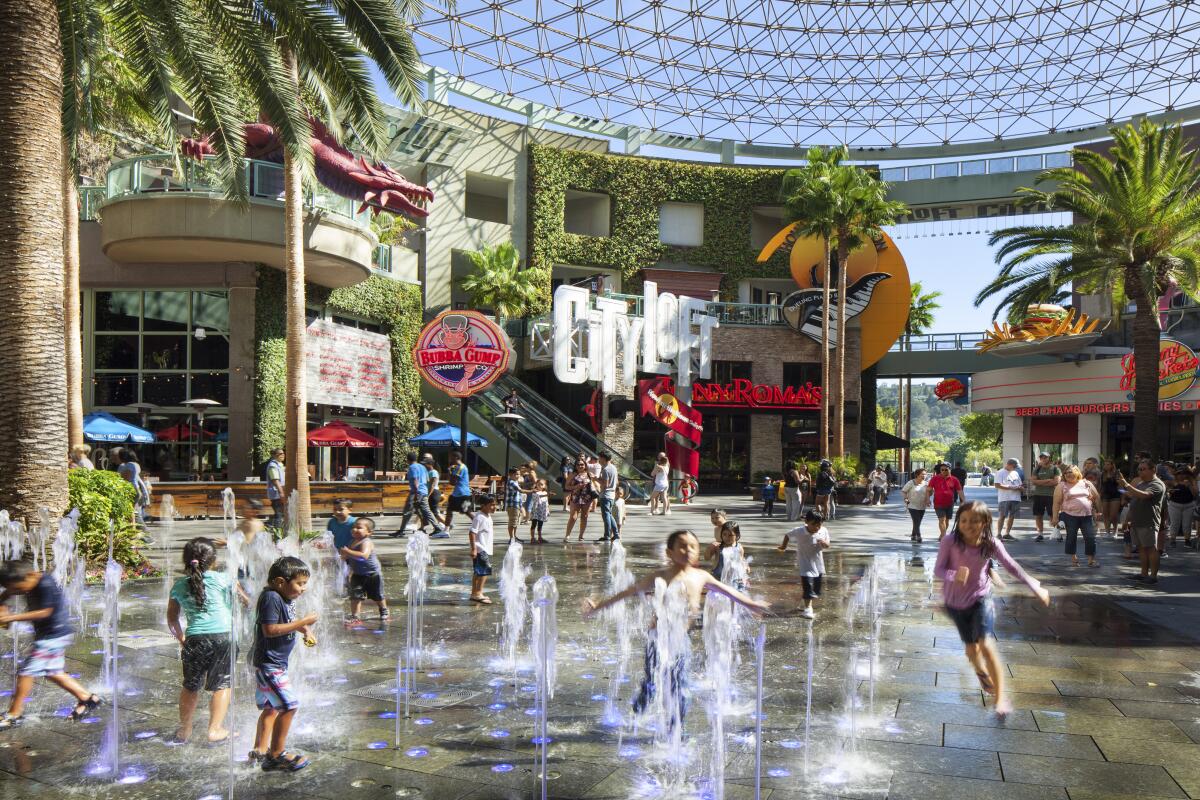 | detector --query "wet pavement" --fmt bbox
[1,487,1198,799]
